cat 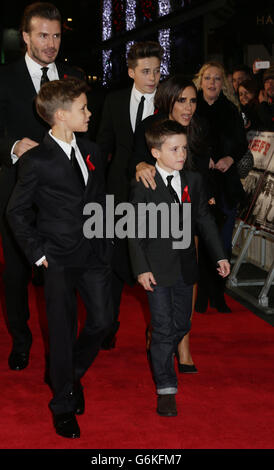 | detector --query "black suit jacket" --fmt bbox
[0,57,83,216]
[128,169,226,287]
[96,87,134,203]
[7,134,110,268]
